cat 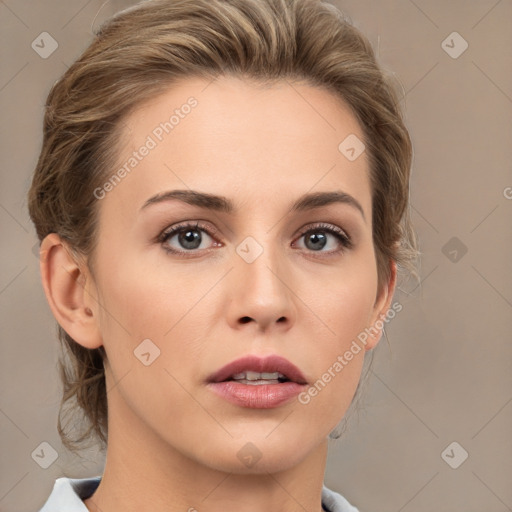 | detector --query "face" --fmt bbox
[85,75,391,474]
